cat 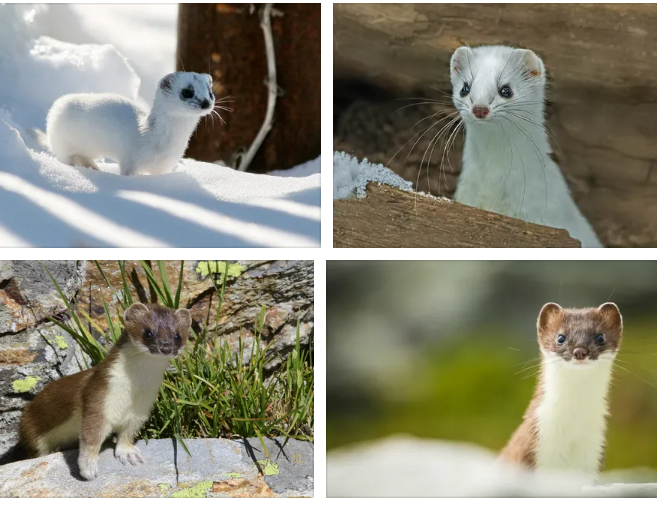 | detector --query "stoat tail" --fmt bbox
[28,128,50,152]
